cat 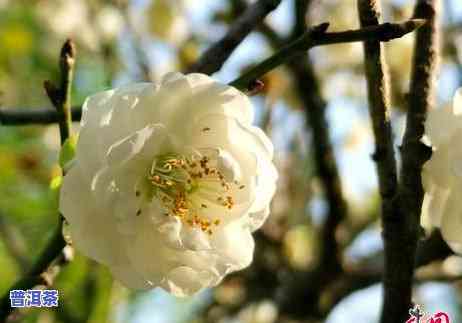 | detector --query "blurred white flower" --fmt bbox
[60,73,277,296]
[422,88,462,253]
[37,0,99,50]
[137,0,189,45]
[96,6,125,42]
[238,300,278,323]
